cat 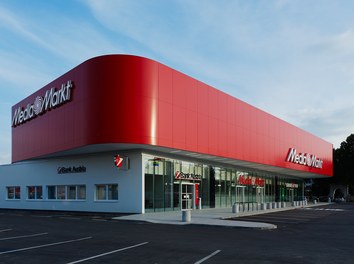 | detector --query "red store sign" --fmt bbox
[238,175,265,187]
